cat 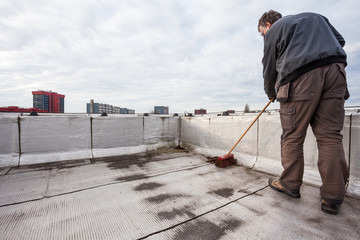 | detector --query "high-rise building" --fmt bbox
[32,90,65,113]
